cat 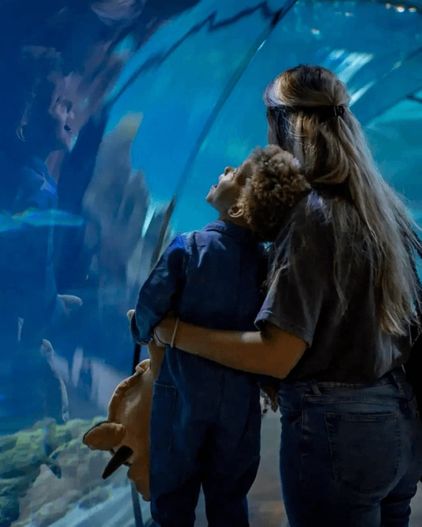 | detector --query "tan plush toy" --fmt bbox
[83,311,164,501]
